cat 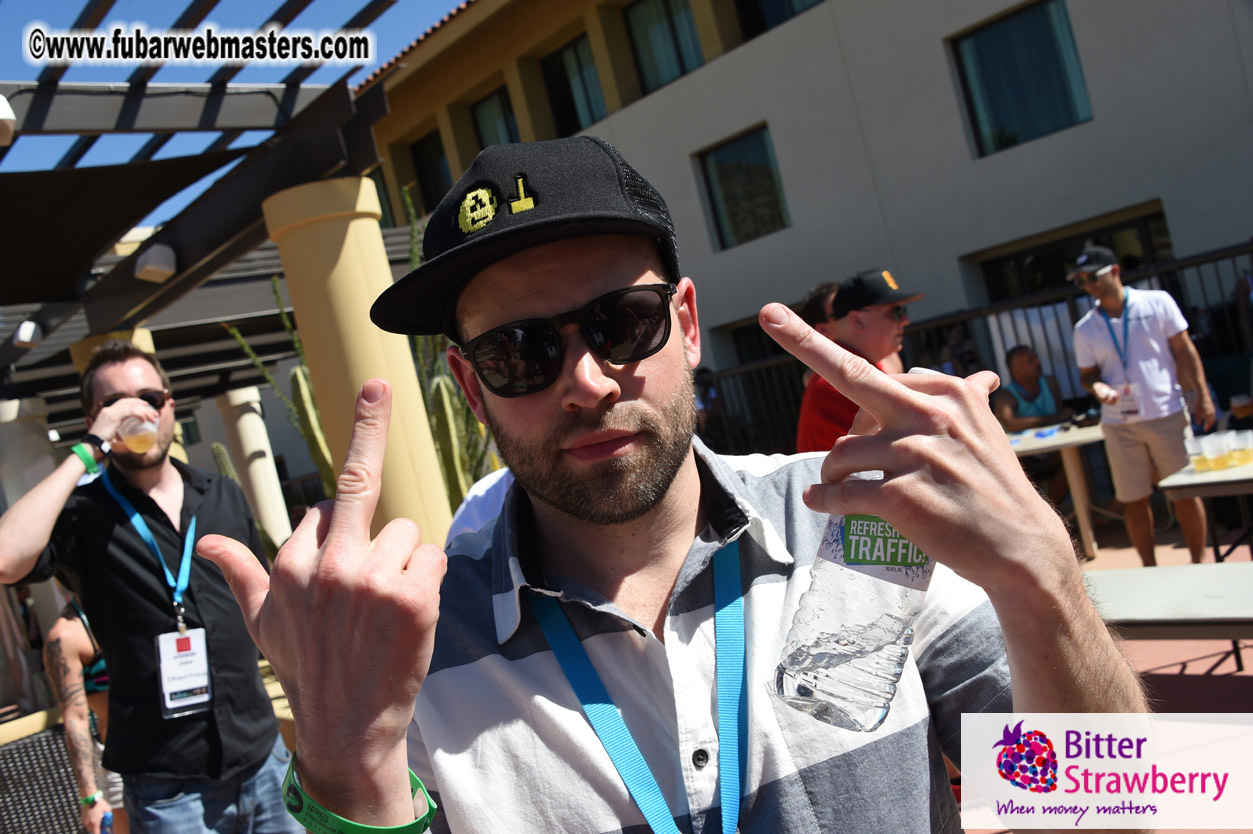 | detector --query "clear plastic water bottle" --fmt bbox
[774,473,934,732]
